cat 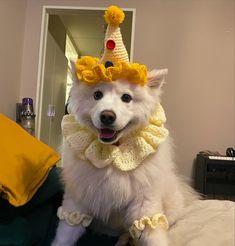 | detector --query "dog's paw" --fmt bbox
[51,240,68,246]
[115,233,137,246]
[139,229,169,246]
[115,233,129,246]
